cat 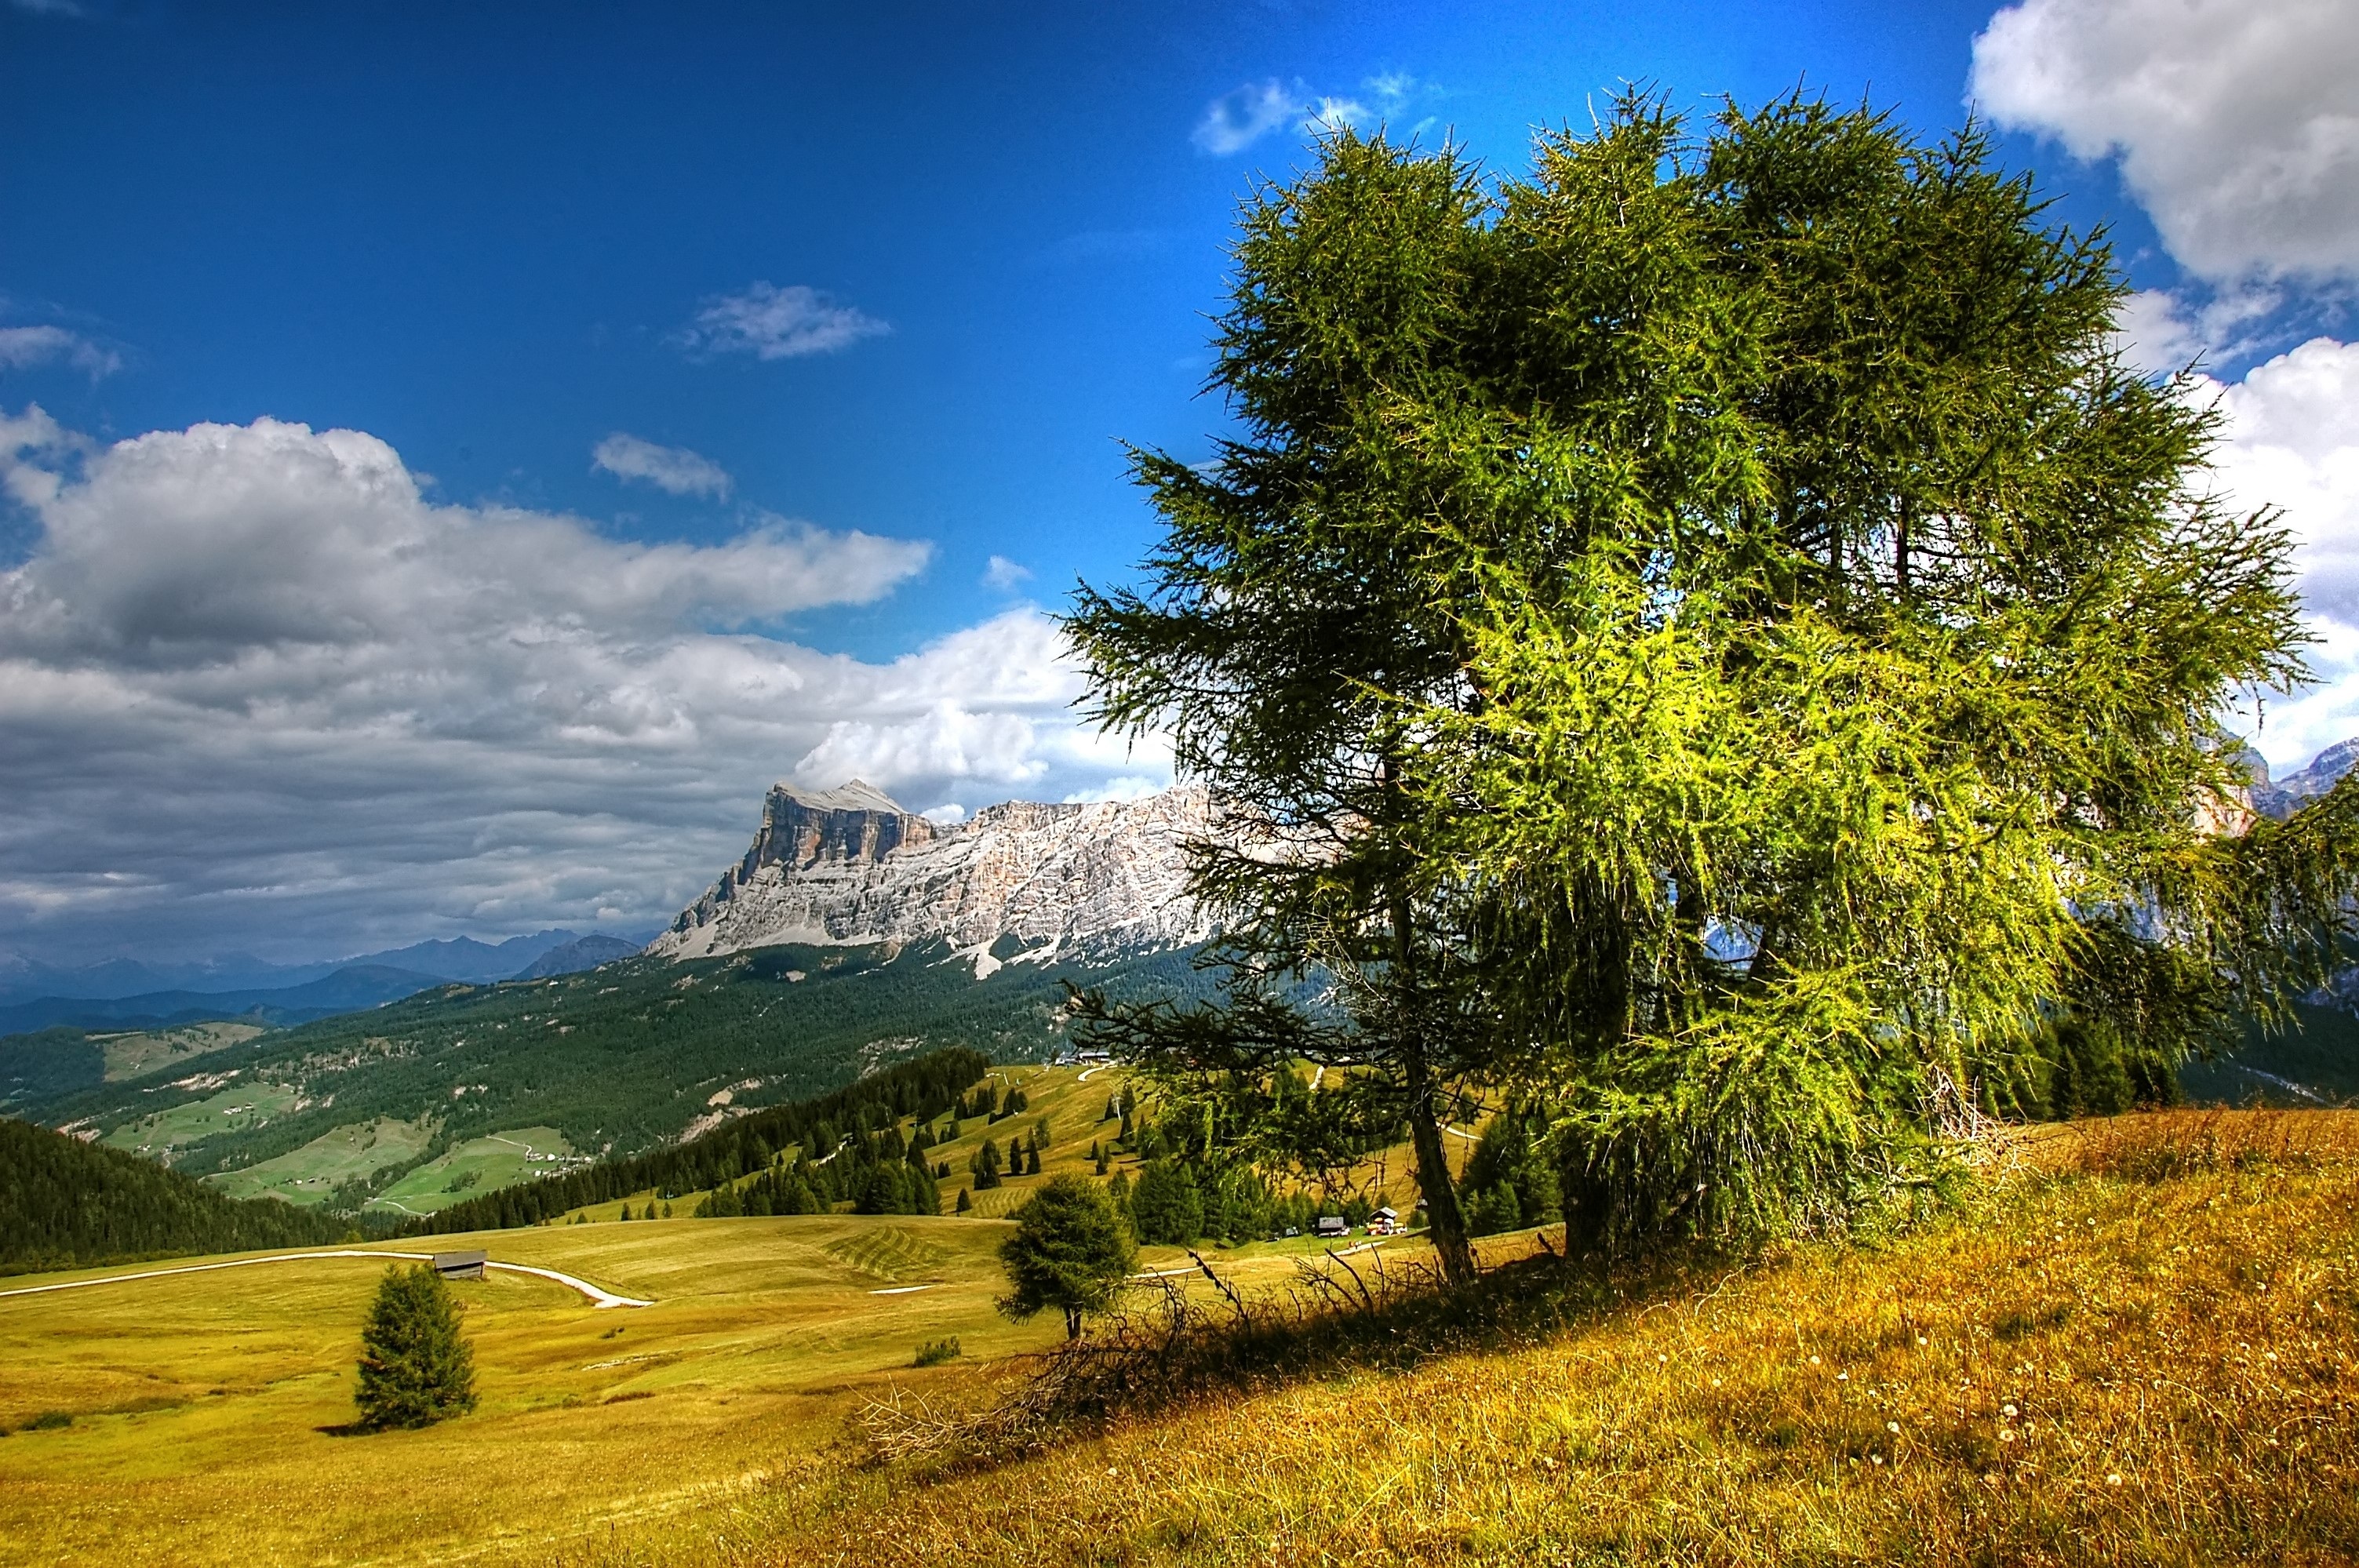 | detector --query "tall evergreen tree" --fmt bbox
[1127,1157,1205,1246]
[1070,95,2359,1269]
